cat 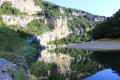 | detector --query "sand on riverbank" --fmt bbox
[66,41,120,51]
